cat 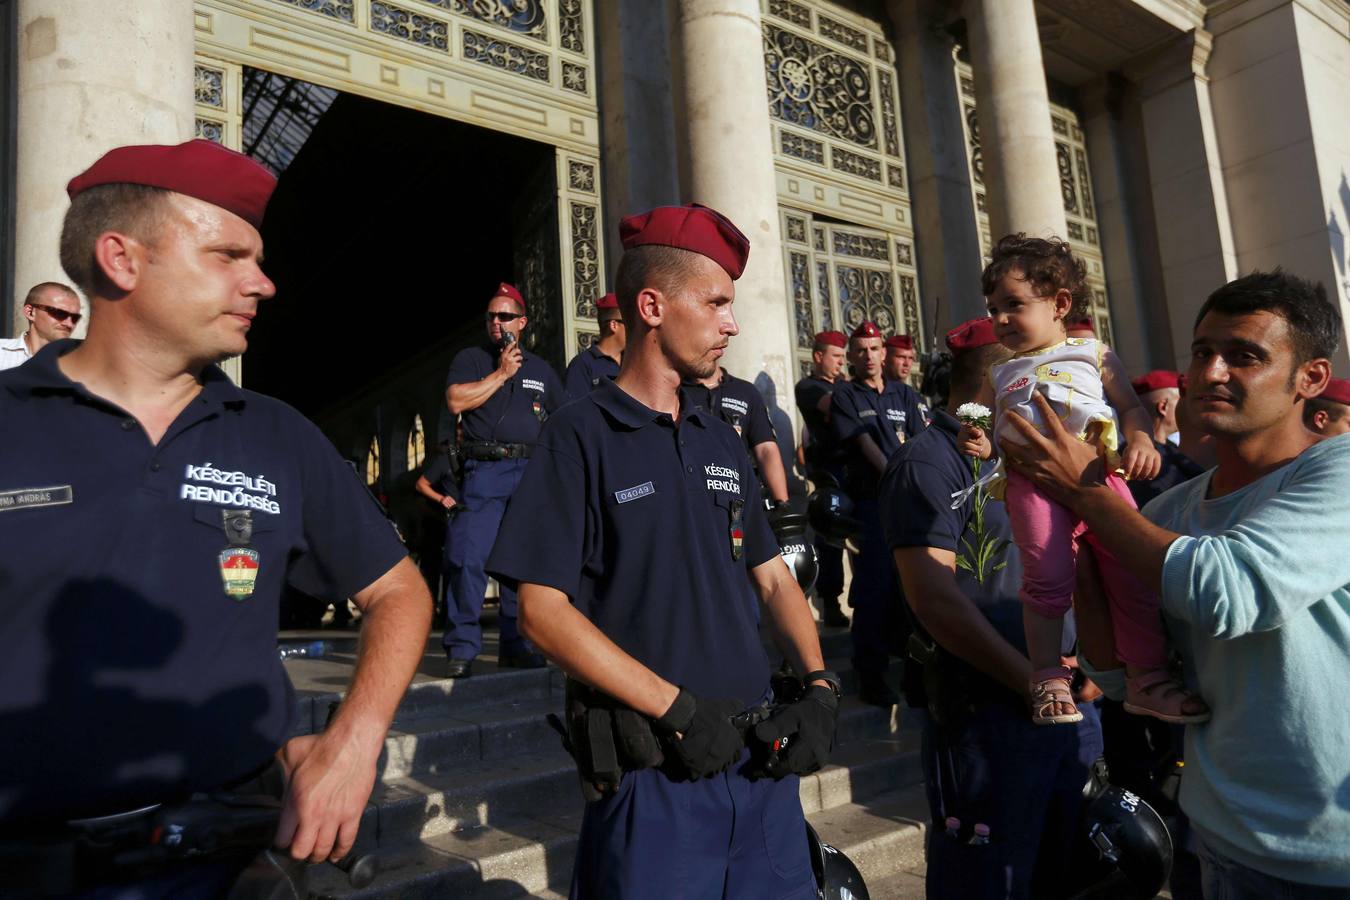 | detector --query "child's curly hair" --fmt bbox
[980,234,1089,319]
